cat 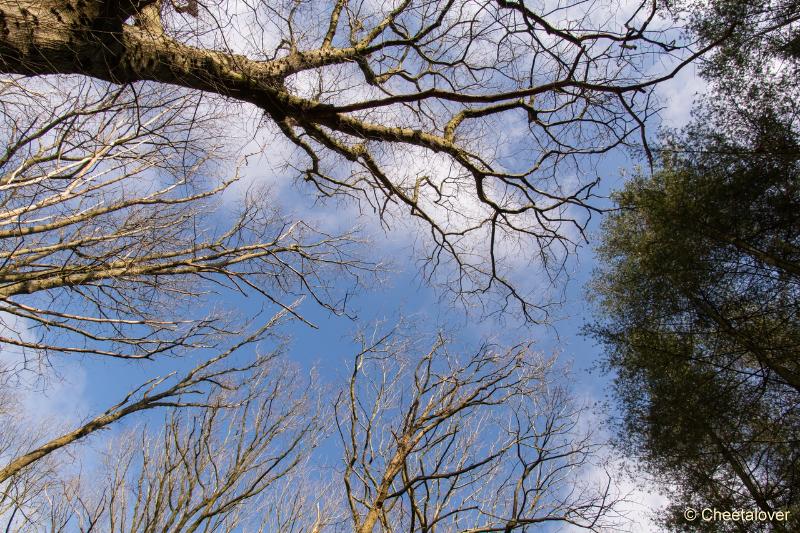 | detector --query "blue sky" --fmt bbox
[0,46,708,530]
